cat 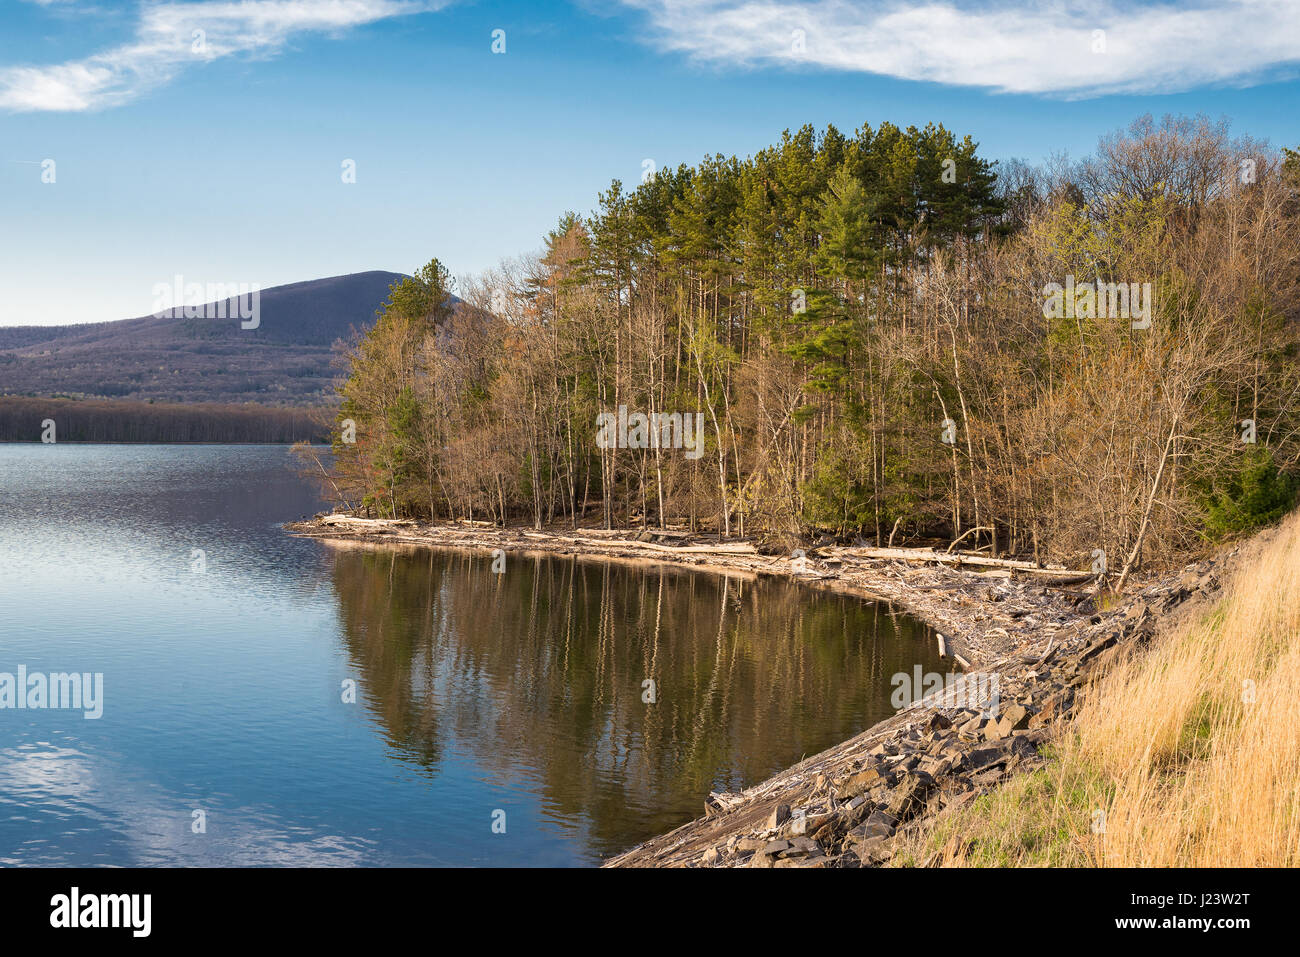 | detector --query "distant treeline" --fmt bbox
[0,396,329,443]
